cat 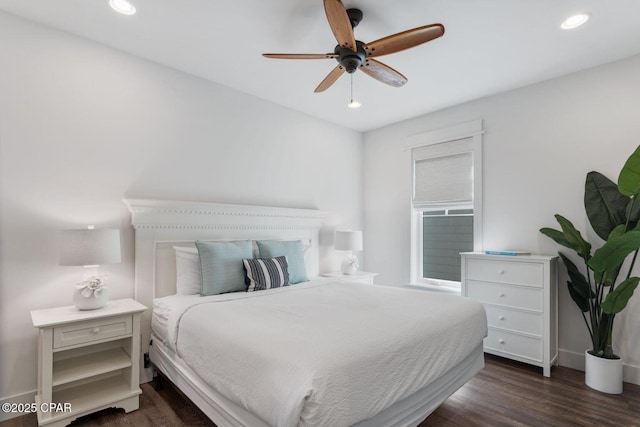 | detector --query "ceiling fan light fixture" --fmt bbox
[263,1,444,94]
[561,13,590,30]
[109,0,136,15]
